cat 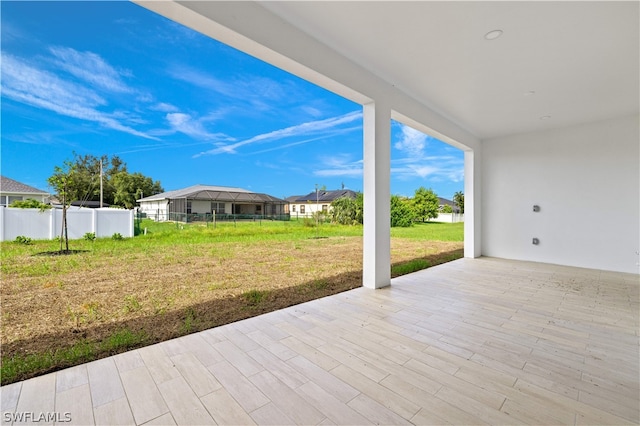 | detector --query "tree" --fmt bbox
[453,191,464,214]
[390,195,414,227]
[330,193,363,225]
[112,172,163,209]
[412,187,439,222]
[48,160,81,253]
[48,153,163,208]
[441,204,453,213]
